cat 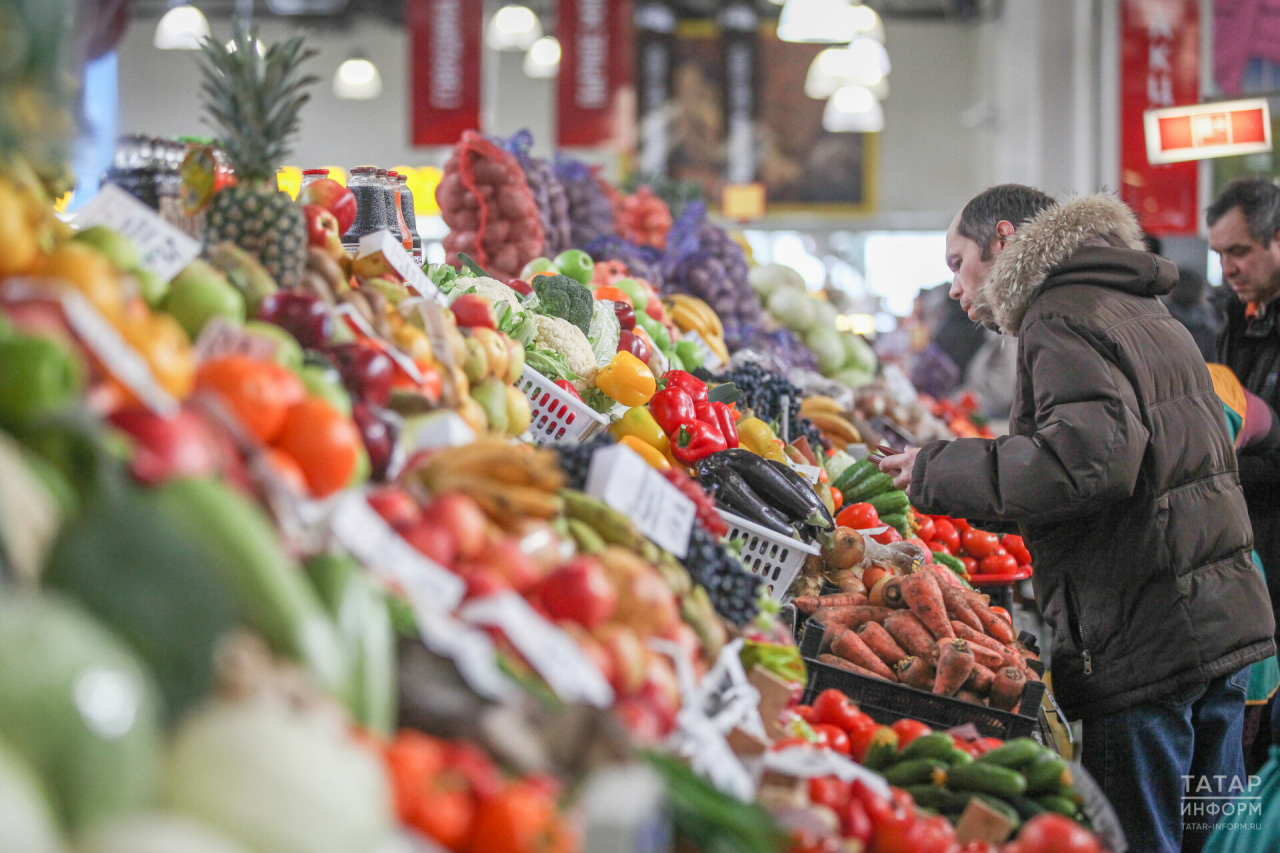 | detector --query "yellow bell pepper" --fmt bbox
[595,351,656,407]
[619,435,671,471]
[611,406,665,447]
[737,417,789,463]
